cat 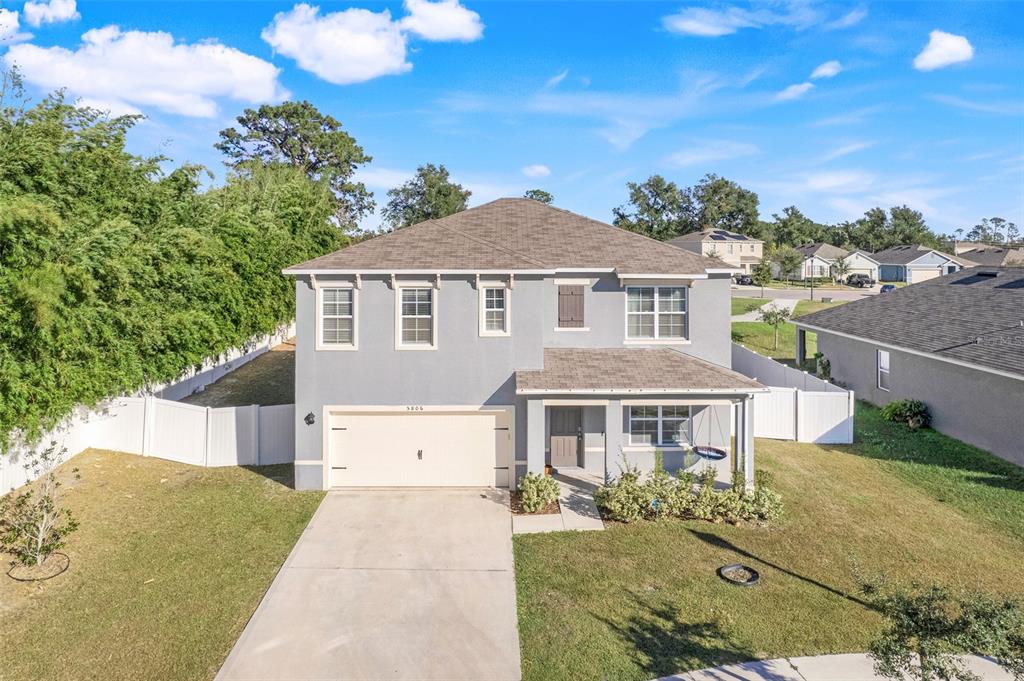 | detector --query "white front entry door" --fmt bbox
[328,408,512,488]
